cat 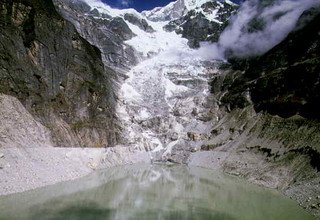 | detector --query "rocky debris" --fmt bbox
[100,145,151,168]
[188,107,320,217]
[160,140,191,164]
[0,146,150,196]
[116,58,219,161]
[0,152,4,169]
[200,143,221,151]
[0,0,318,218]
[188,8,320,218]
[0,94,52,148]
